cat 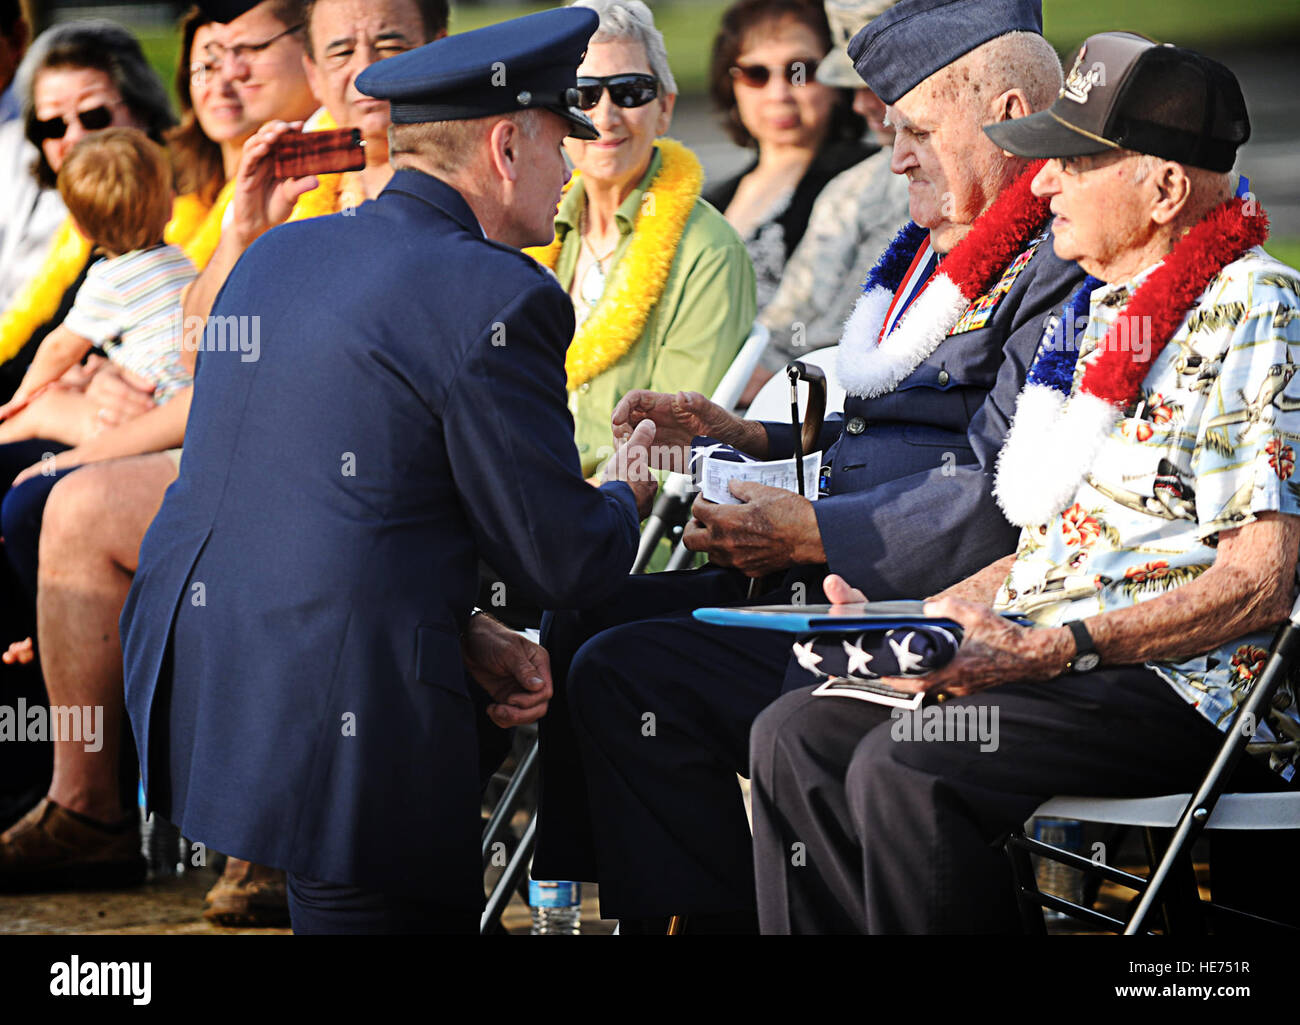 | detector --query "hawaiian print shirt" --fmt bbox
[994,247,1300,780]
